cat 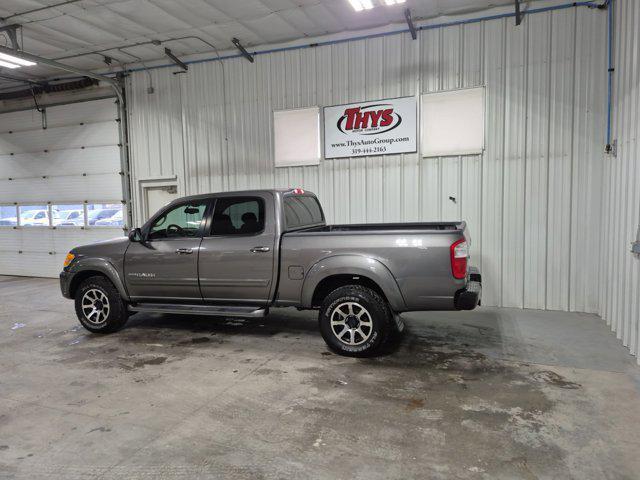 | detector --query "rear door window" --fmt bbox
[284,195,324,230]
[210,197,265,236]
